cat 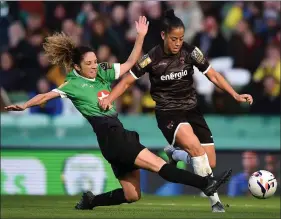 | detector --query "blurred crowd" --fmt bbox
[0,1,280,116]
